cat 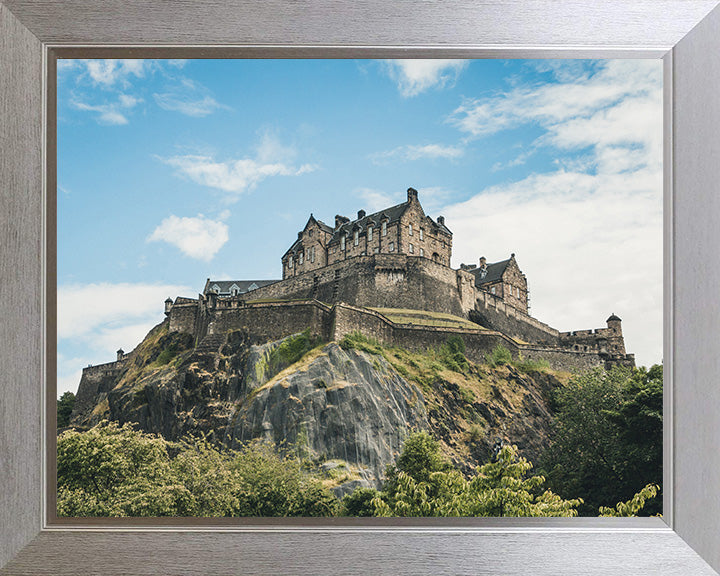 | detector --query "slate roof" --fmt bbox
[283,195,451,258]
[203,279,279,296]
[471,258,511,287]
